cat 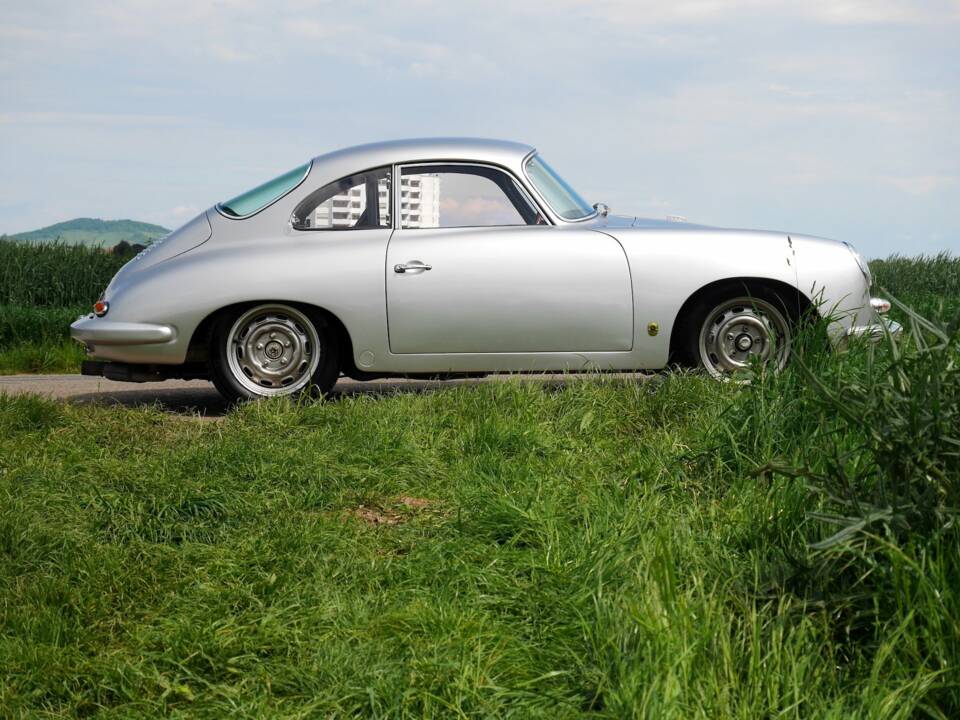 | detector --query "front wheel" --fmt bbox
[210,303,339,402]
[685,291,794,379]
